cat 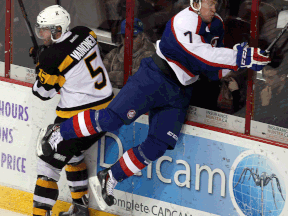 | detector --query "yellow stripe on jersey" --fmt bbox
[89,31,97,39]
[65,162,87,172]
[33,207,47,216]
[71,191,88,199]
[56,98,112,118]
[58,75,66,87]
[38,70,66,87]
[58,55,74,73]
[36,178,58,190]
